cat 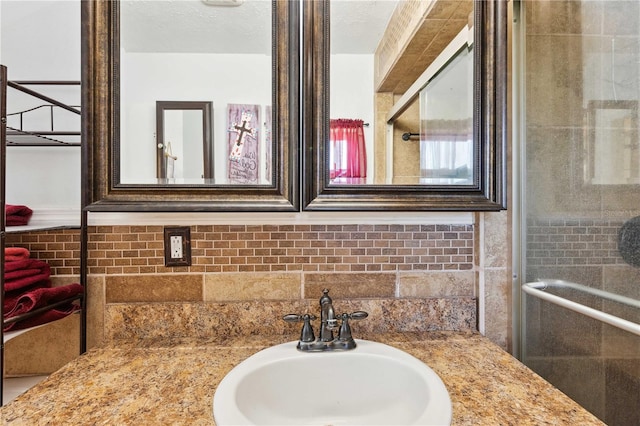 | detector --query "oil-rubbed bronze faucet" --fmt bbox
[319,288,338,342]
[283,289,368,351]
